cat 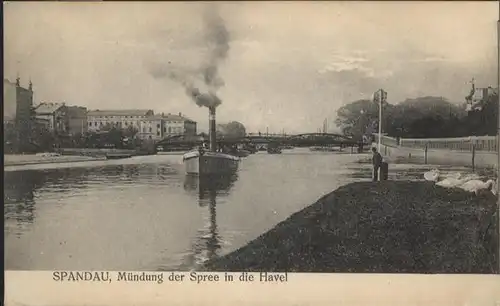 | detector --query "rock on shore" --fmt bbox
[204,181,498,273]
